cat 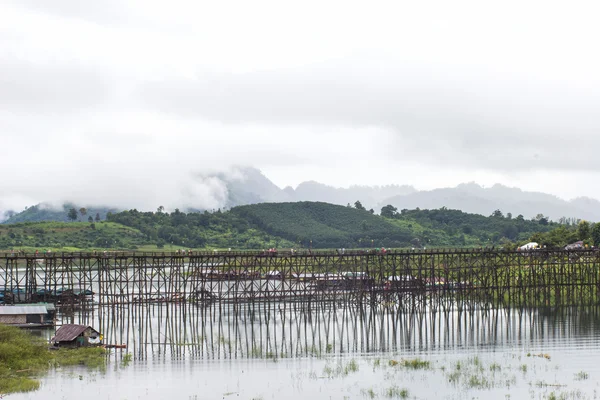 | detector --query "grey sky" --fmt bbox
[2,0,600,215]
